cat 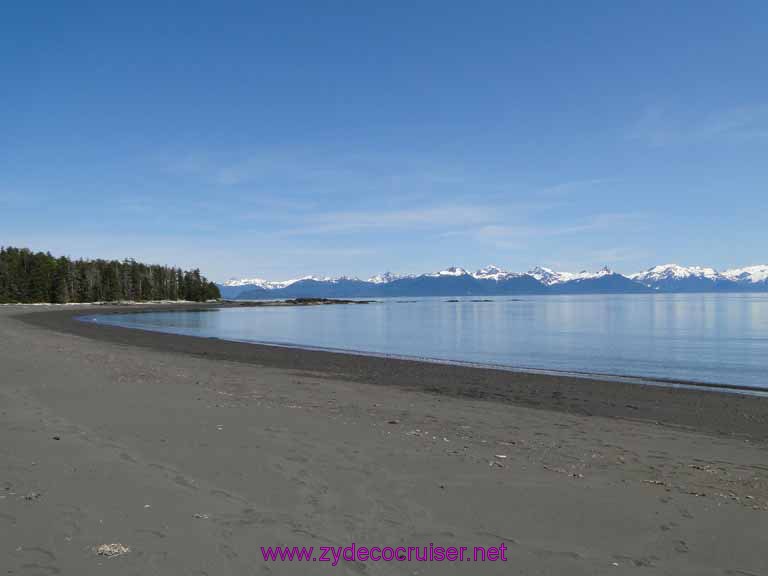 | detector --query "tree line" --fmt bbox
[0,246,221,303]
